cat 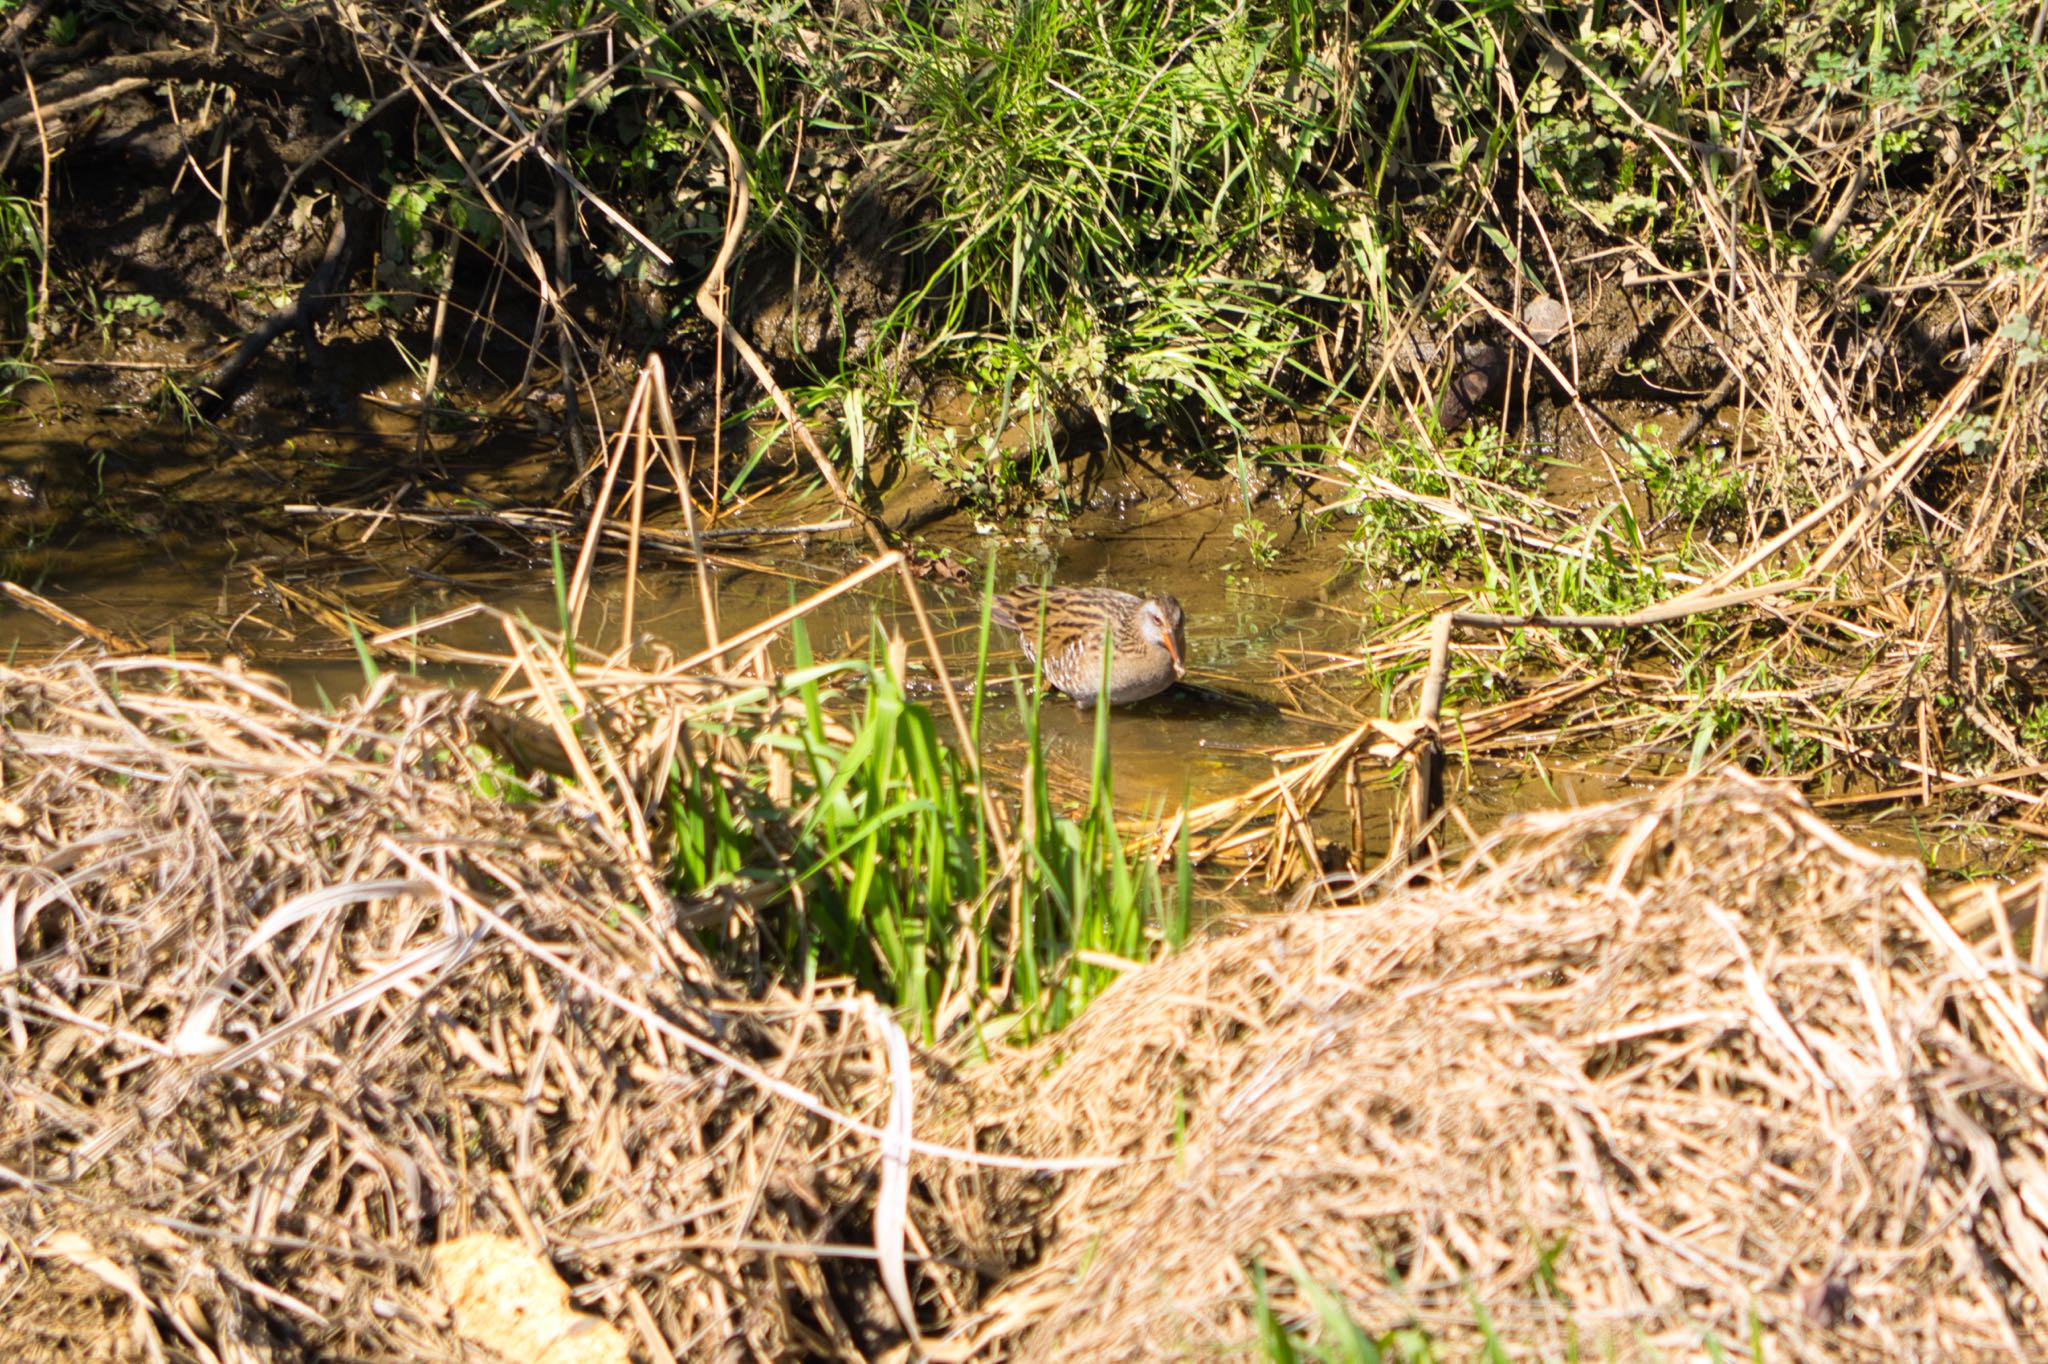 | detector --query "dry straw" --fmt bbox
[0,656,934,1361]
[6,653,2048,1362]
[945,773,2048,1361]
